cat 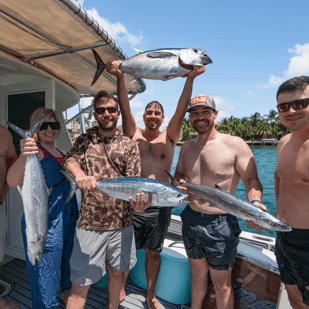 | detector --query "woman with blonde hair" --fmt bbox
[7,107,79,308]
